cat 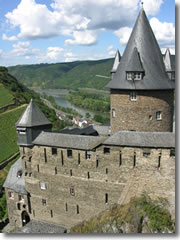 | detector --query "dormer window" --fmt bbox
[17,170,23,178]
[126,72,143,80]
[17,128,26,135]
